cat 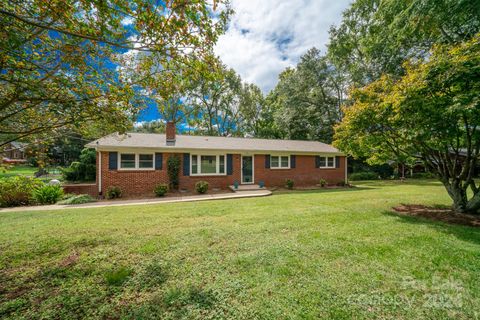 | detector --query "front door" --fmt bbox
[241,156,253,184]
